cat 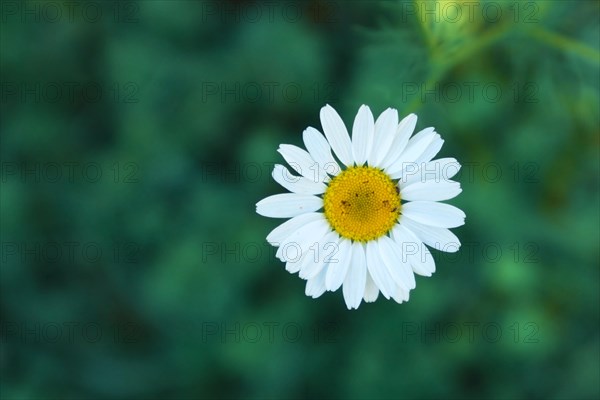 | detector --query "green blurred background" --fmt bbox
[1,0,599,398]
